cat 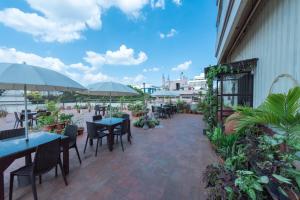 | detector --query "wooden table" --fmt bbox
[0,132,69,200]
[94,118,124,151]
